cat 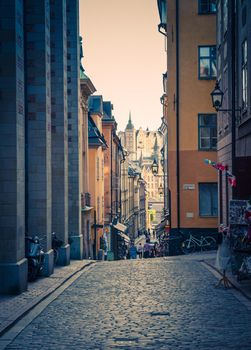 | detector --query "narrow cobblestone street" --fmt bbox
[2,256,251,350]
